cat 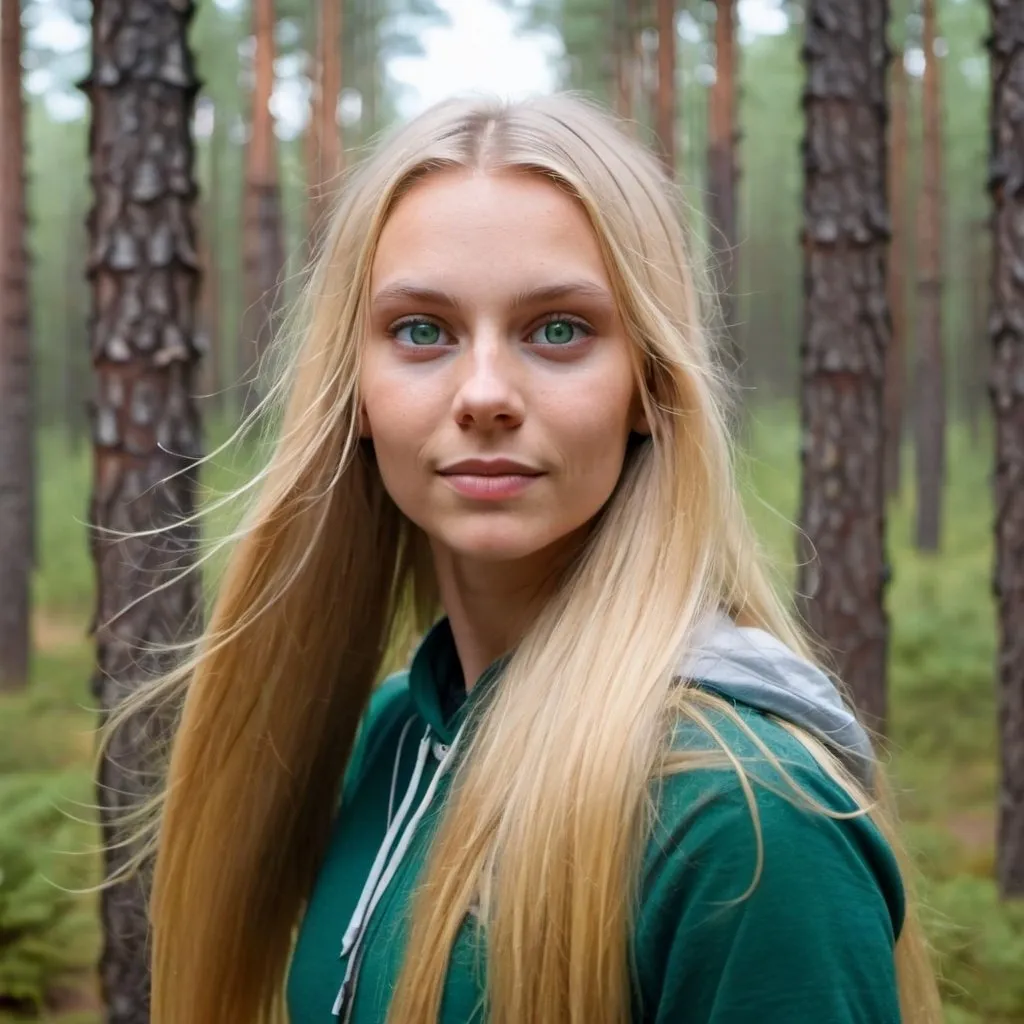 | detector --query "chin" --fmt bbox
[434,520,559,564]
